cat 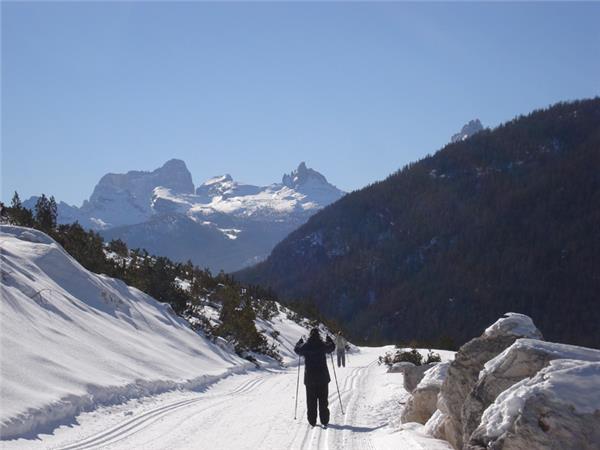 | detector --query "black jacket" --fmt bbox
[294,335,335,386]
